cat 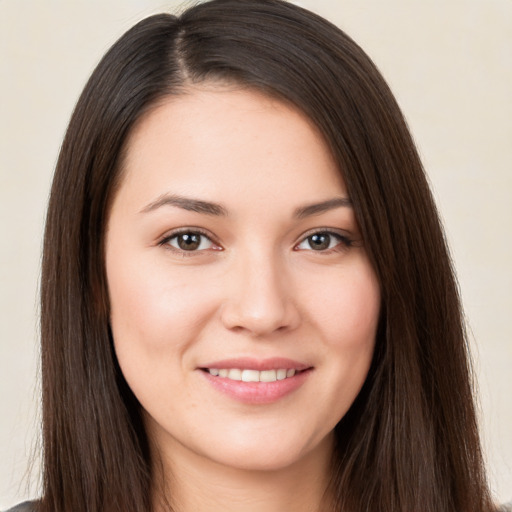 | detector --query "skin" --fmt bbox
[105,85,381,512]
